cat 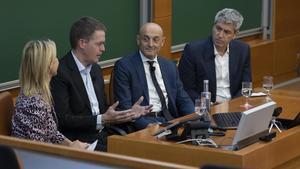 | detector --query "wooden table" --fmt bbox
[108,92,300,169]
[271,80,300,98]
